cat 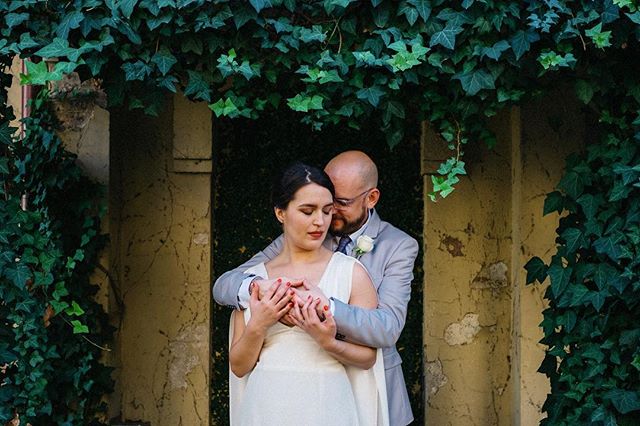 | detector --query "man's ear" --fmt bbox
[365,188,380,209]
[275,207,285,224]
